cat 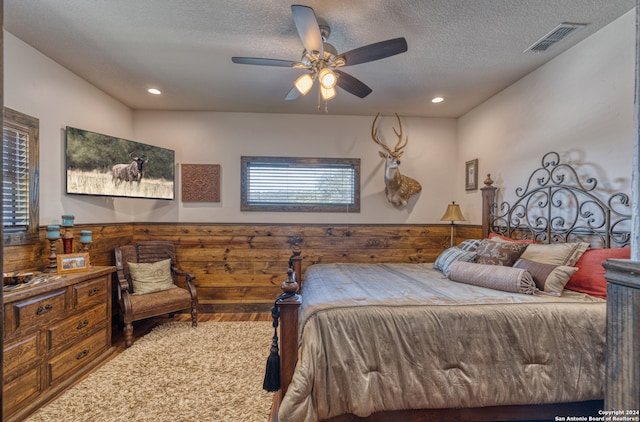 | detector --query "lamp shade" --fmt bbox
[440,201,465,222]
[318,68,337,89]
[320,86,336,100]
[294,74,314,96]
